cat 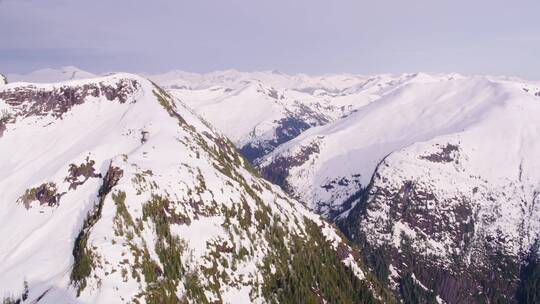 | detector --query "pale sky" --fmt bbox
[1,0,539,79]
